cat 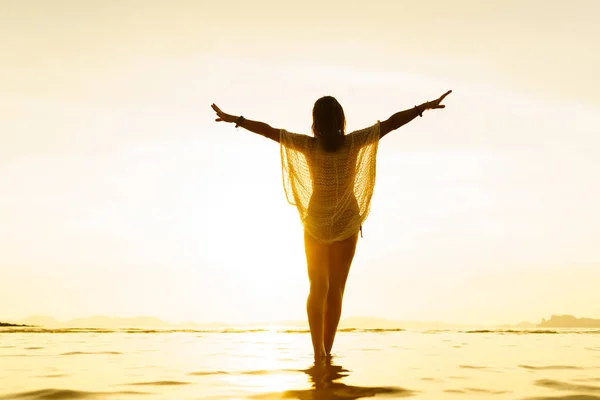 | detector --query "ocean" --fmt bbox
[1,327,599,399]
